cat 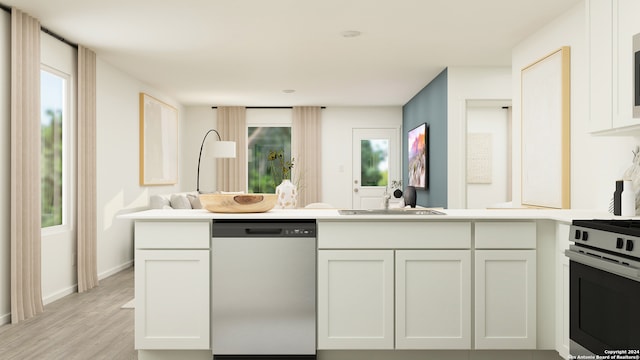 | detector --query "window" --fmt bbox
[40,69,67,228]
[247,126,291,193]
[360,139,389,187]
